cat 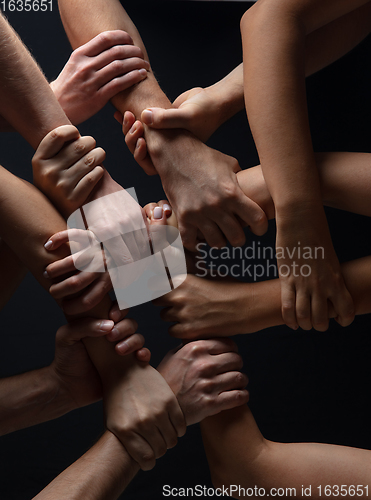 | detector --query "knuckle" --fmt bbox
[81,295,94,311]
